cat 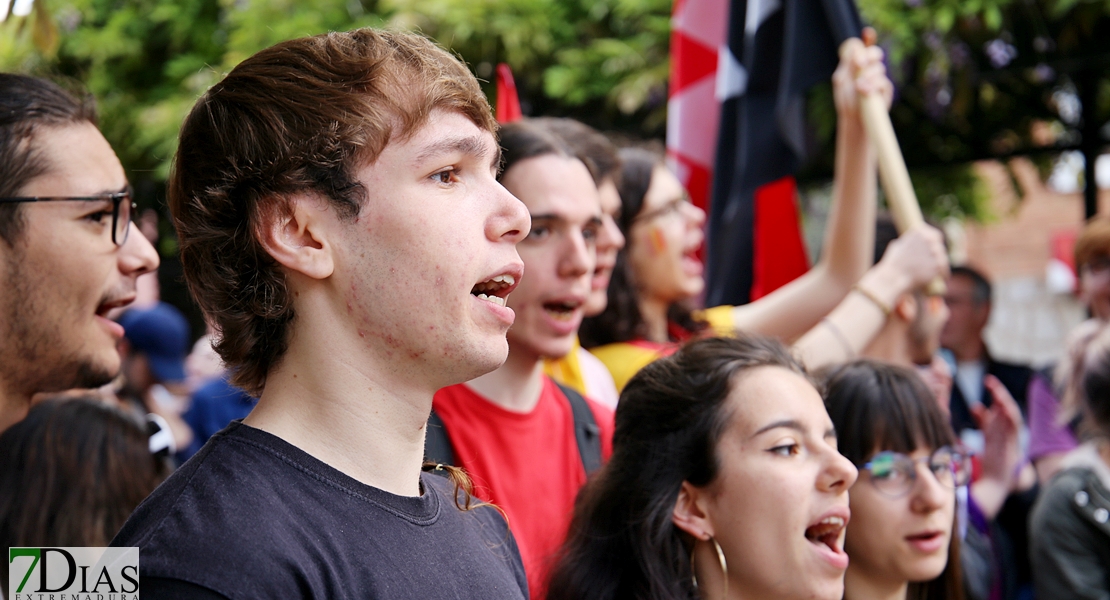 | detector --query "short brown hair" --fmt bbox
[530,117,620,186]
[0,74,98,245]
[1075,215,1110,271]
[170,28,495,395]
